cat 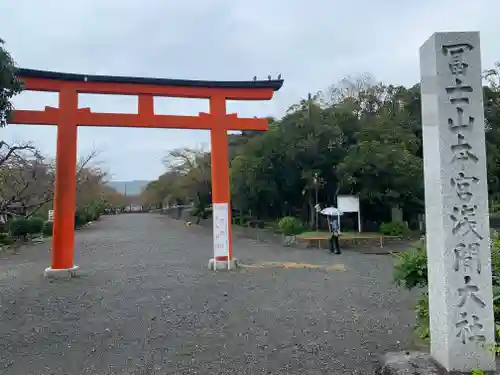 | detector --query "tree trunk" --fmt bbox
[308,192,315,229]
